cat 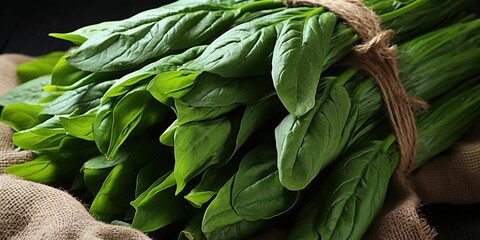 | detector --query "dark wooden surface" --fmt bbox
[1,1,480,239]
